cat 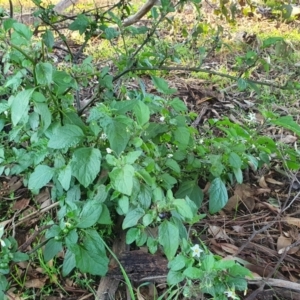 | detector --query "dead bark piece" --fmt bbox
[107,250,168,283]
